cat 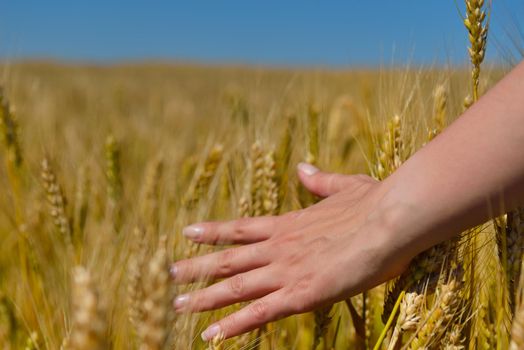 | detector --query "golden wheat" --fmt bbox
[464,0,488,101]
[138,236,173,350]
[64,266,108,350]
